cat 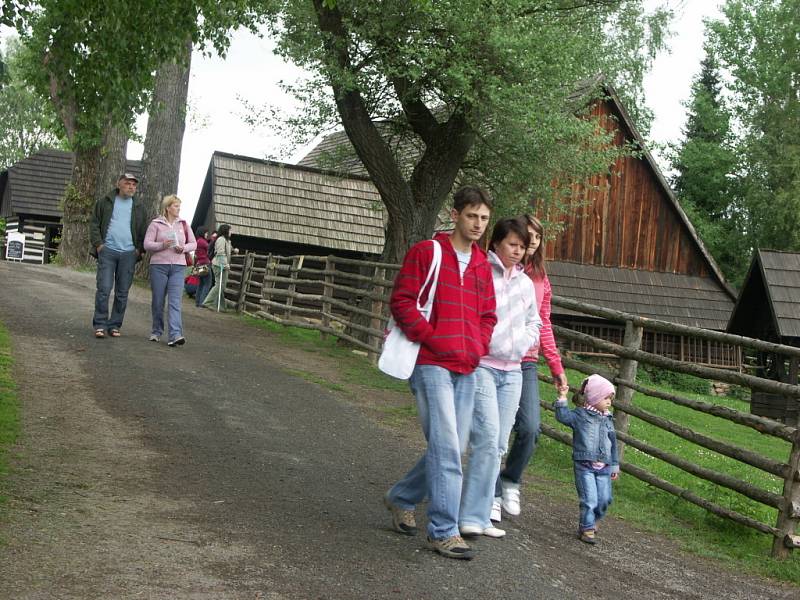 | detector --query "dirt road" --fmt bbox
[0,261,796,599]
